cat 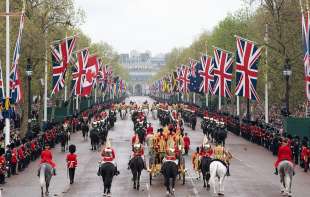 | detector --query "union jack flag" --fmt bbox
[199,55,214,94]
[213,47,233,98]
[178,66,190,93]
[98,59,108,91]
[235,36,262,101]
[71,48,89,96]
[51,36,77,95]
[10,13,25,103]
[302,11,310,100]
